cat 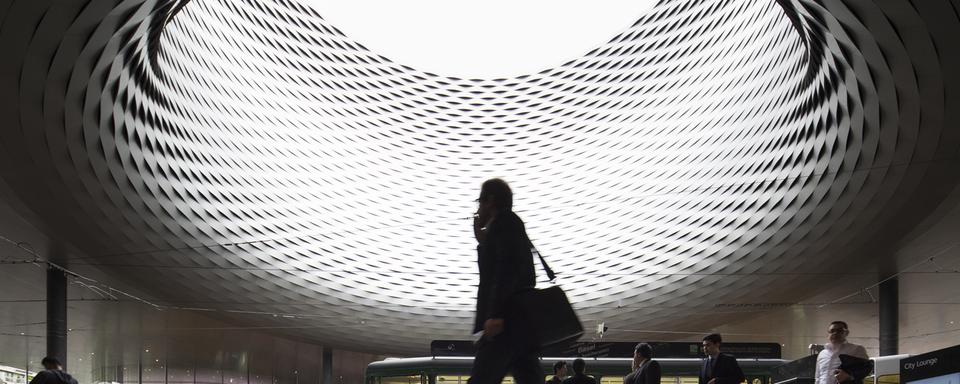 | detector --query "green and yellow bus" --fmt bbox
[367,356,786,384]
